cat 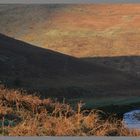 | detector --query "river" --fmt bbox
[123,109,140,129]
